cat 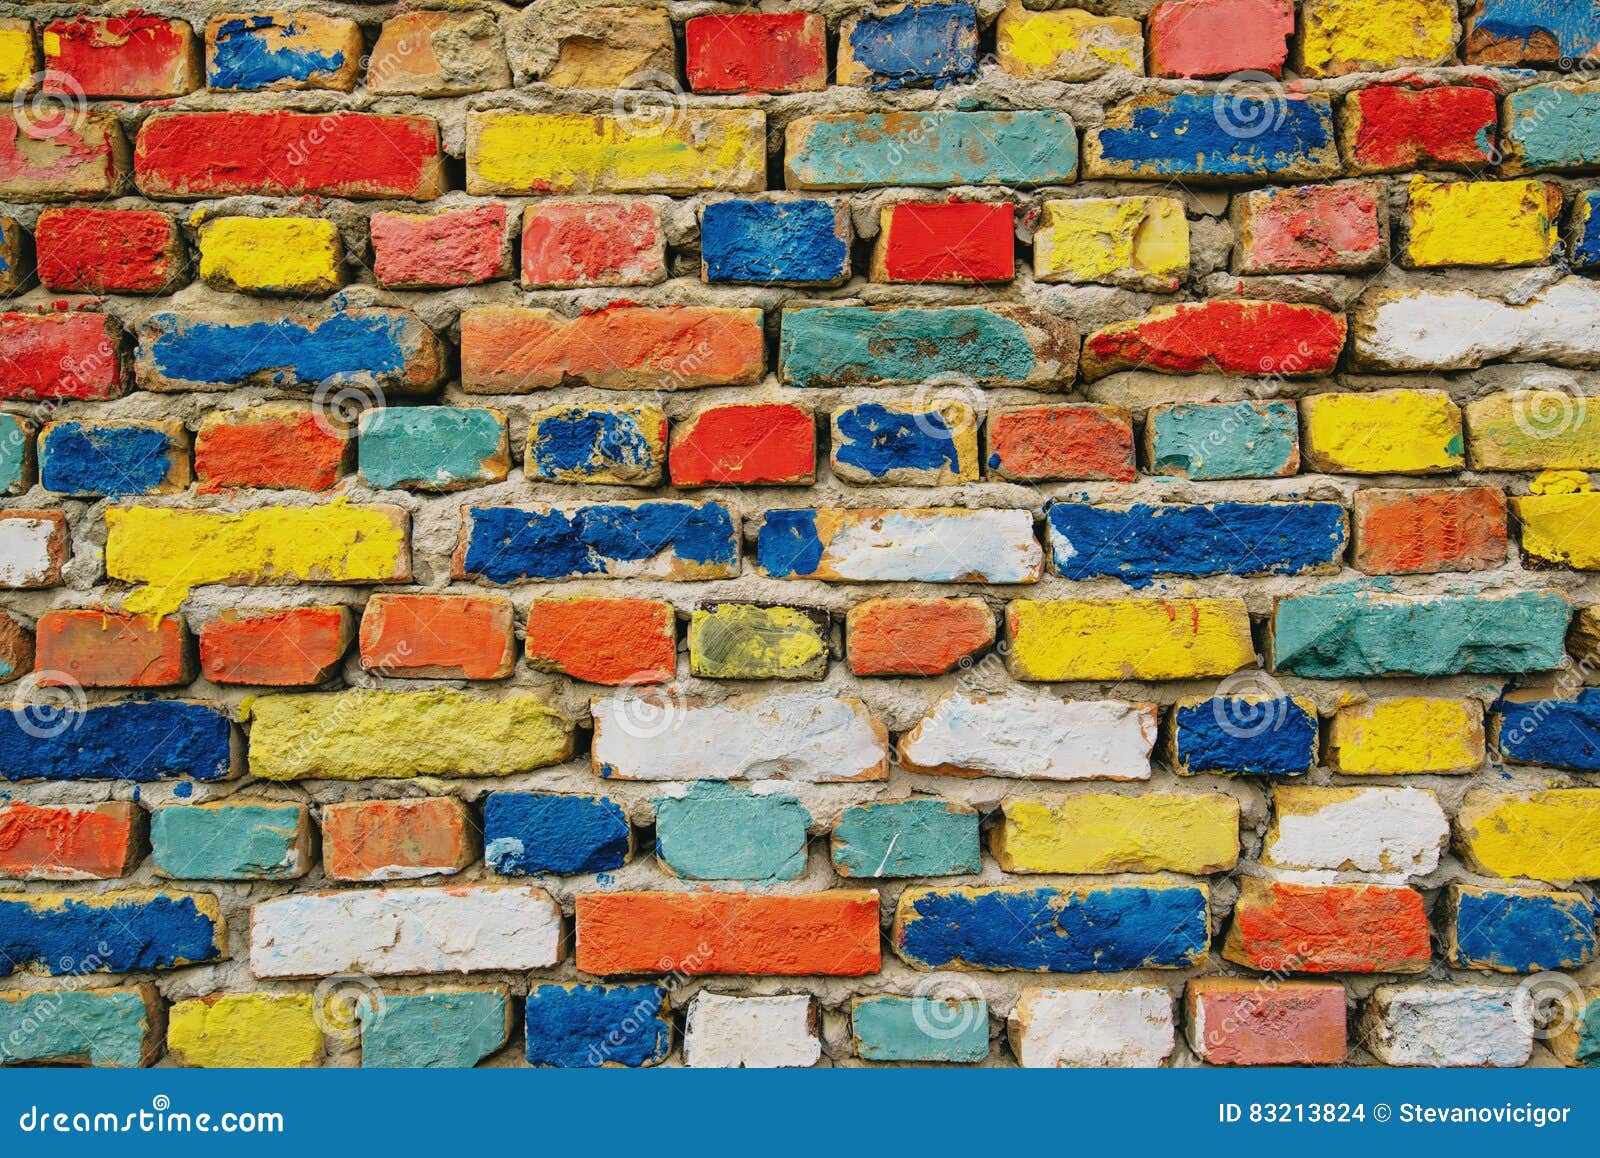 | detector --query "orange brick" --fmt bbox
[0,801,145,880]
[358,594,515,681]
[525,598,676,686]
[321,797,475,882]
[35,609,191,688]
[1353,486,1507,574]
[1223,880,1431,974]
[576,891,881,976]
[198,606,353,687]
[846,597,995,676]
